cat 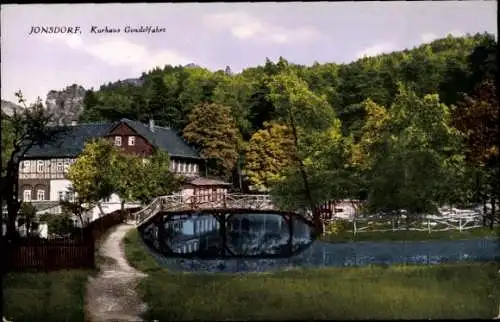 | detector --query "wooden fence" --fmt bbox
[3,207,141,273]
[4,236,95,272]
